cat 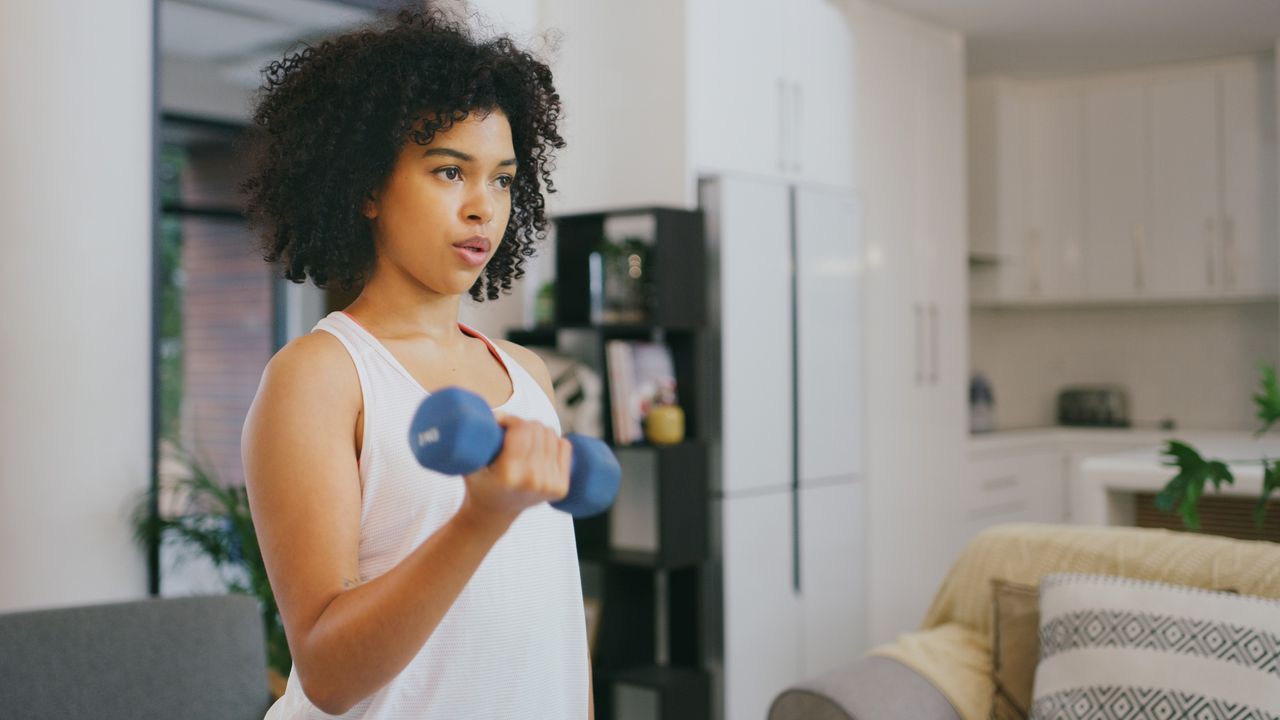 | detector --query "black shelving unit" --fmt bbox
[508,207,713,720]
